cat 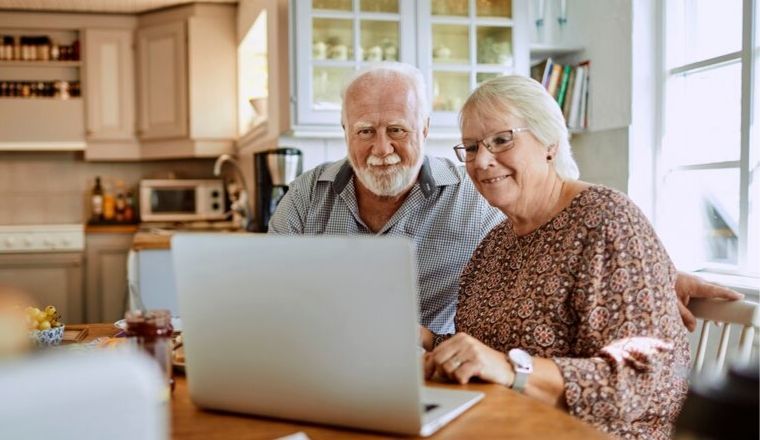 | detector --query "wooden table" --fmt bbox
[83,324,607,439]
